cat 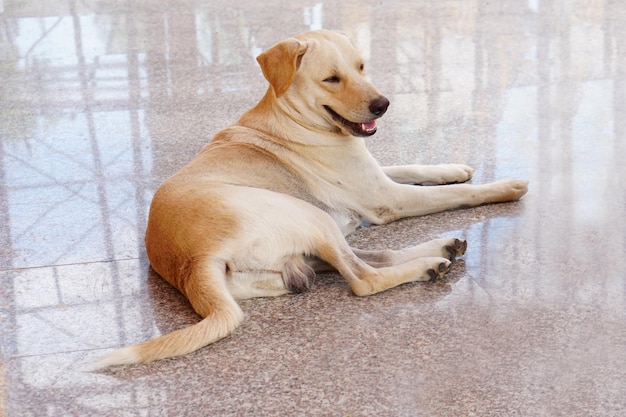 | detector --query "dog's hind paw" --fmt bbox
[427,260,451,282]
[444,238,467,261]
